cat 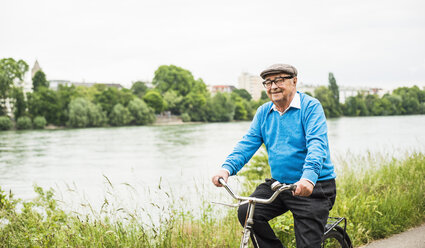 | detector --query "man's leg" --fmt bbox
[237,179,289,248]
[284,179,337,248]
